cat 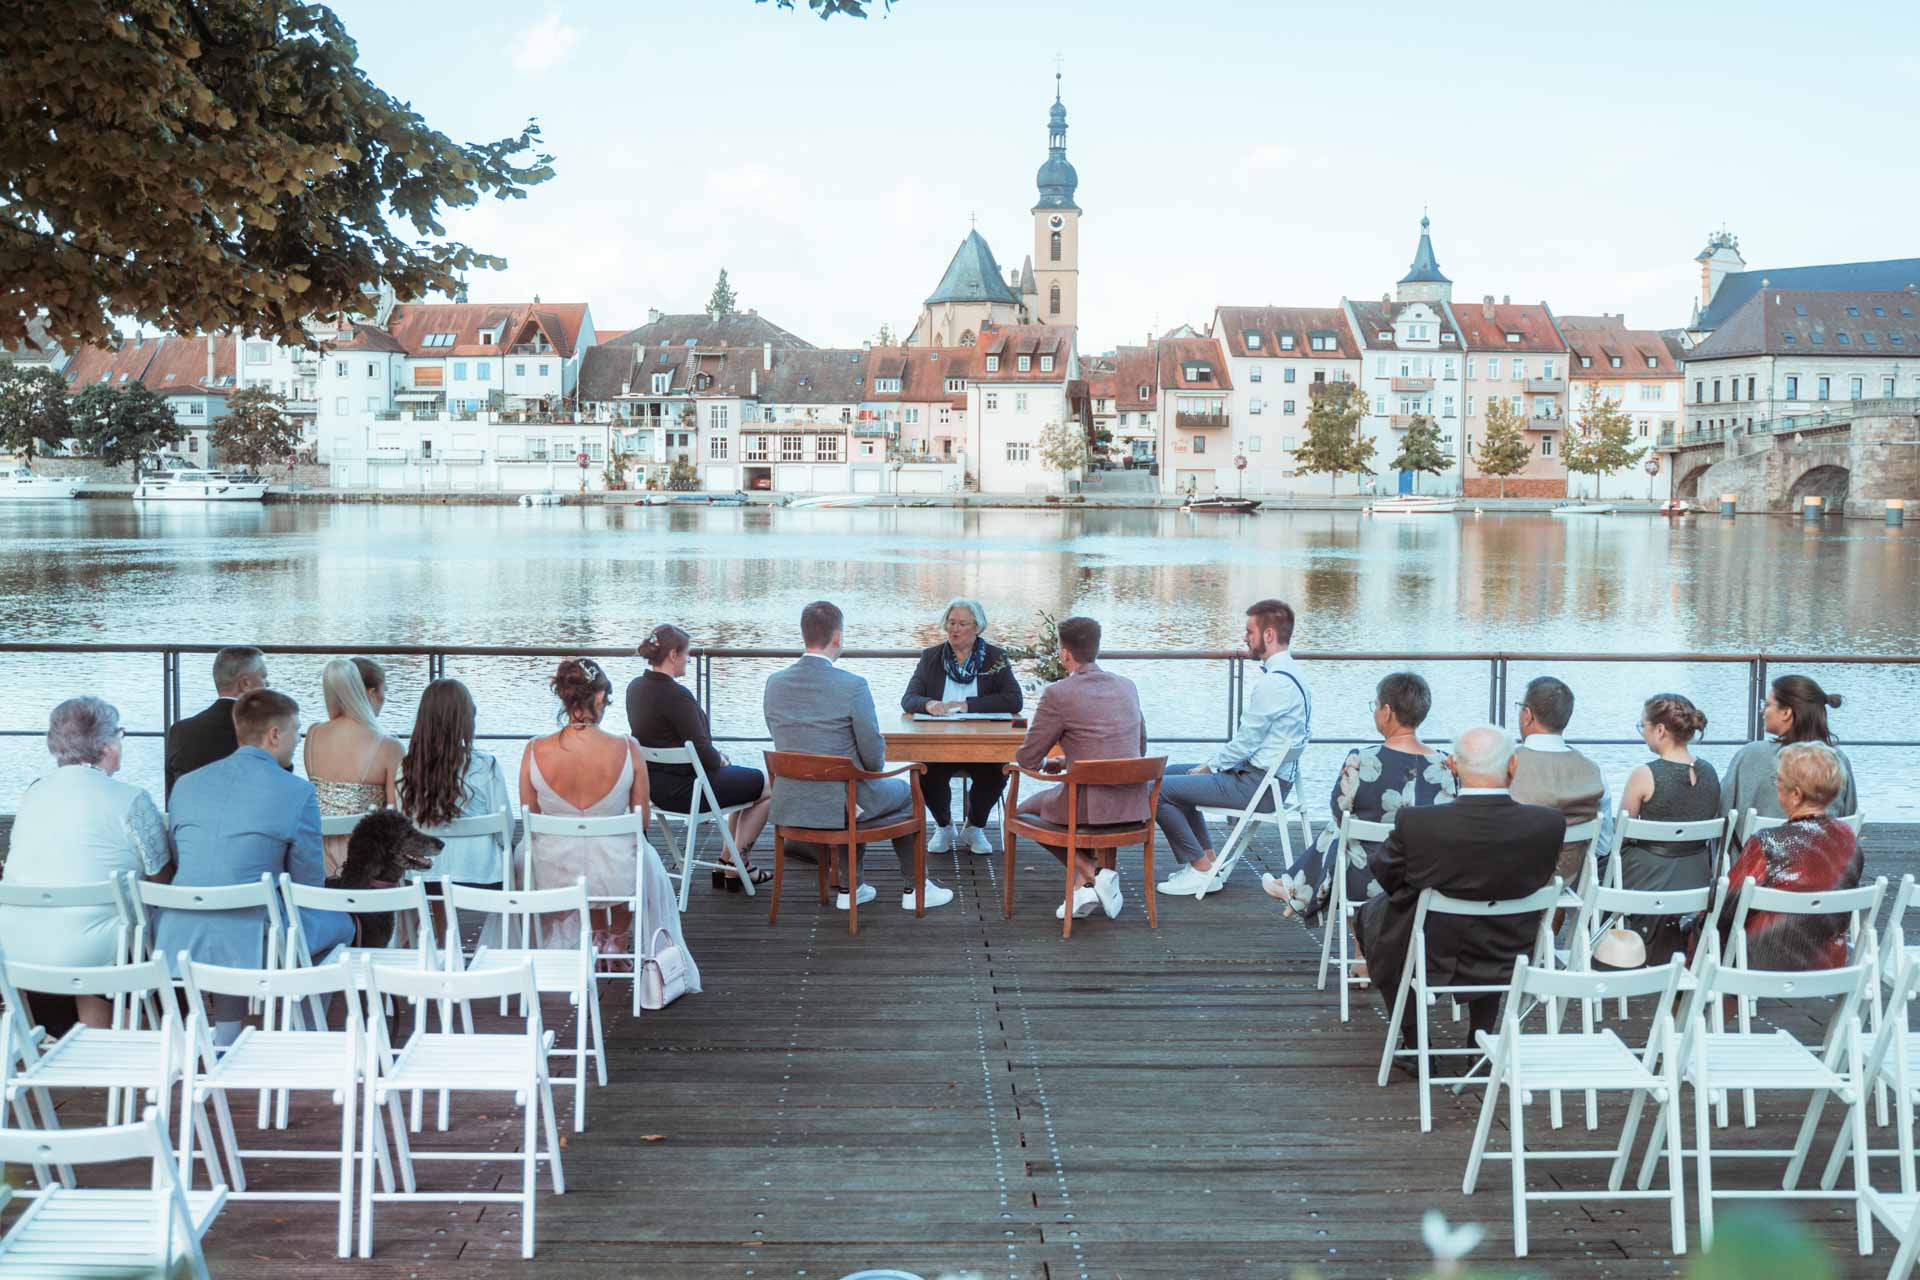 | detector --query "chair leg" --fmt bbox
[1416,987,1434,1133]
[1062,847,1077,940]
[1143,837,1157,930]
[1460,1042,1504,1193]
[1695,1078,1716,1249]
[540,1071,567,1194]
[768,832,784,926]
[590,984,608,1086]
[1508,1058,1529,1257]
[1317,874,1339,992]
[358,1081,378,1258]
[337,1073,358,1258]
[573,991,588,1133]
[1002,825,1016,920]
[1337,906,1353,1023]
[846,844,858,936]
[522,1079,538,1260]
